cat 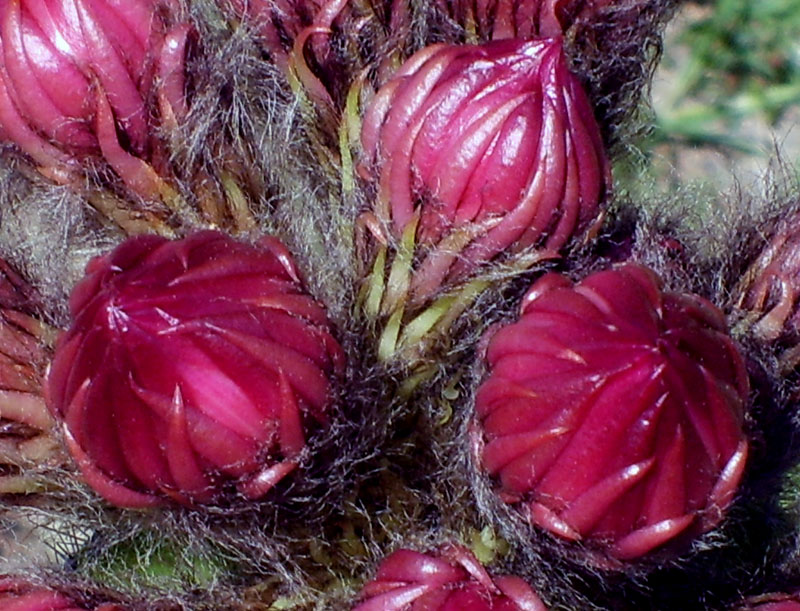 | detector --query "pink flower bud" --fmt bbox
[0,258,63,493]
[361,38,609,294]
[738,212,800,345]
[436,0,614,39]
[475,264,749,560]
[353,544,547,610]
[46,231,344,507]
[0,0,190,193]
[0,577,122,610]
